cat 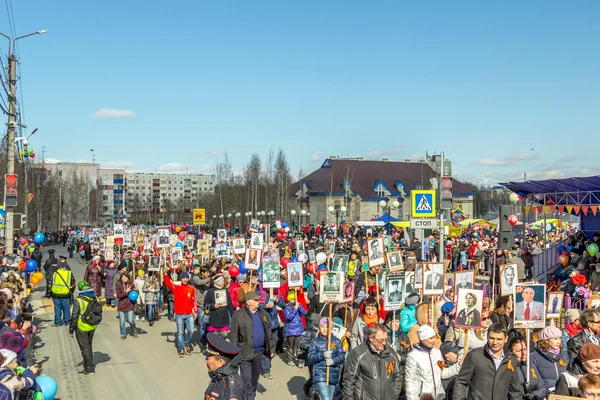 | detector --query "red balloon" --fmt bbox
[282,233,288,239]
[559,254,569,267]
[508,215,518,226]
[178,232,186,241]
[307,263,316,274]
[281,257,290,268]
[29,153,35,158]
[276,232,282,239]
[19,238,27,245]
[280,227,285,233]
[229,265,240,278]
